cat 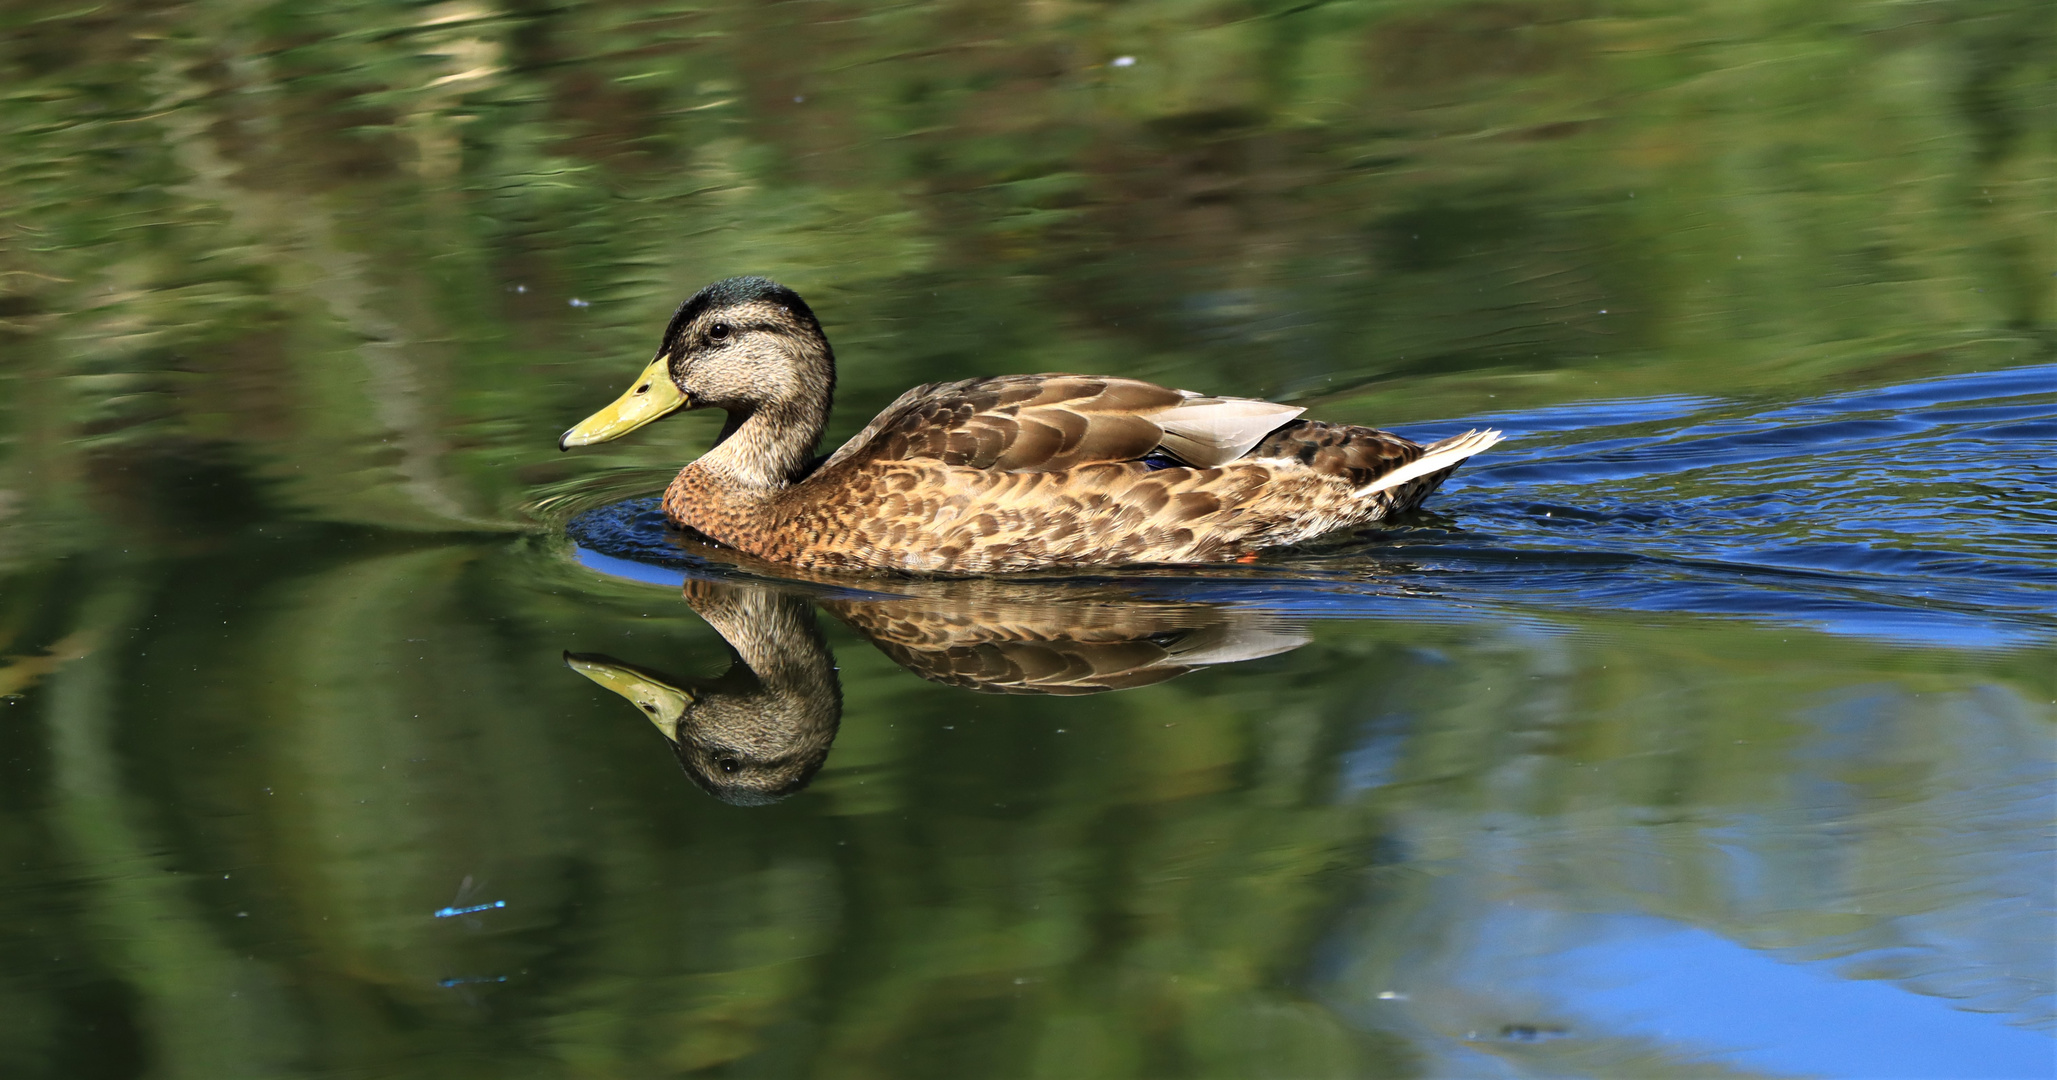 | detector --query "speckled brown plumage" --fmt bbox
[565,277,1503,574]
